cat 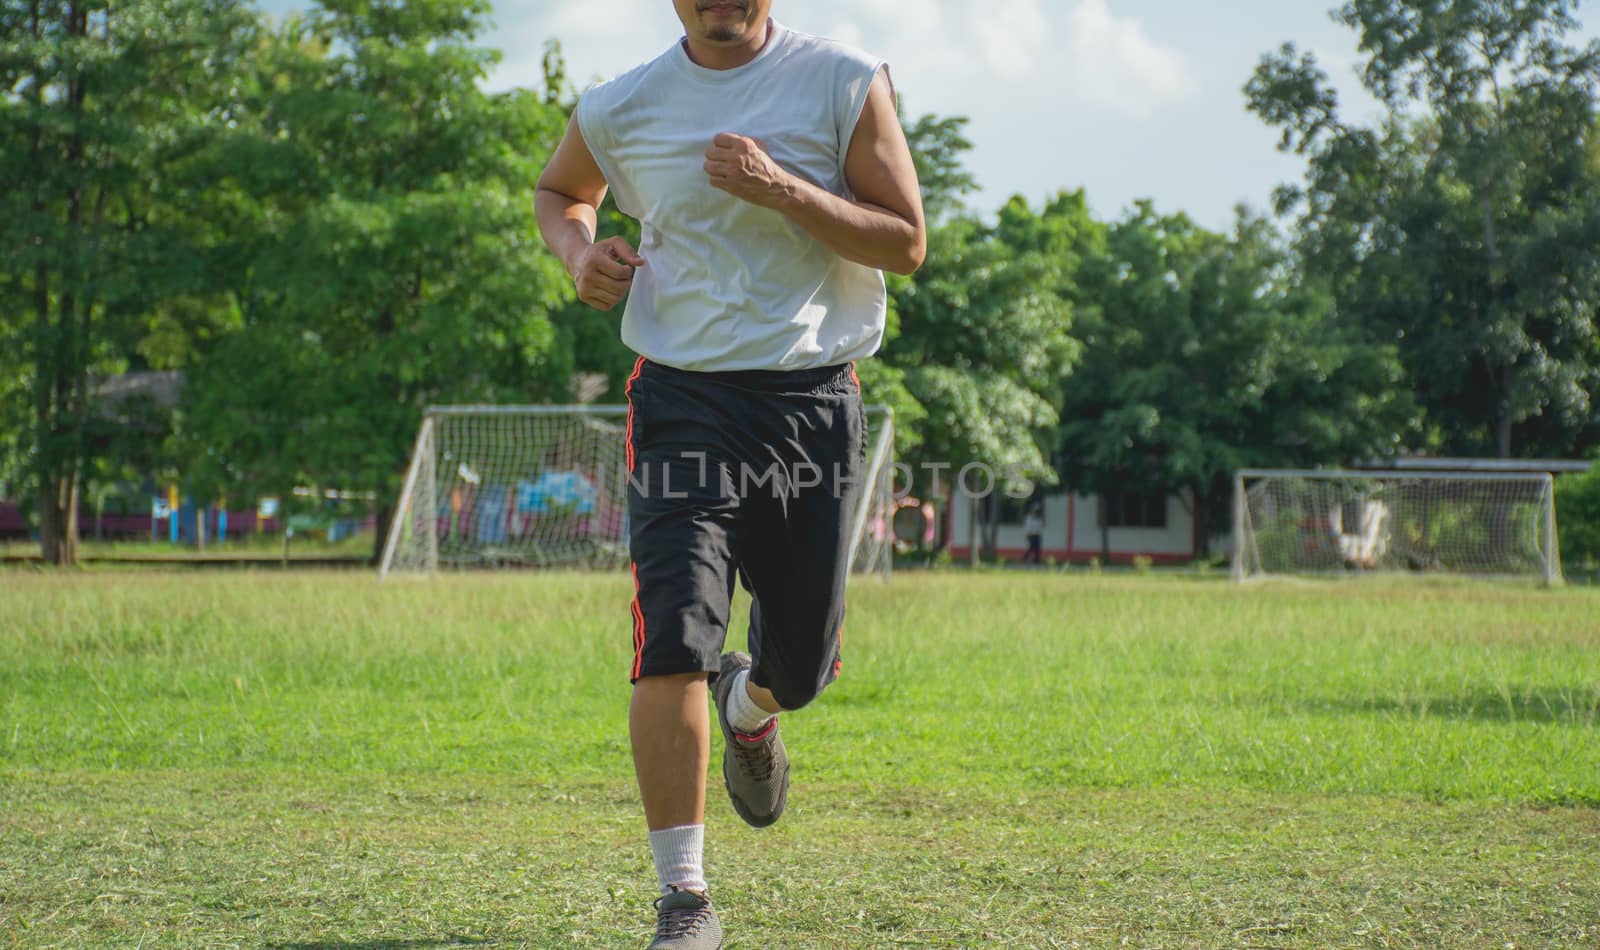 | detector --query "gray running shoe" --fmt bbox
[649,887,723,949]
[712,651,790,828]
